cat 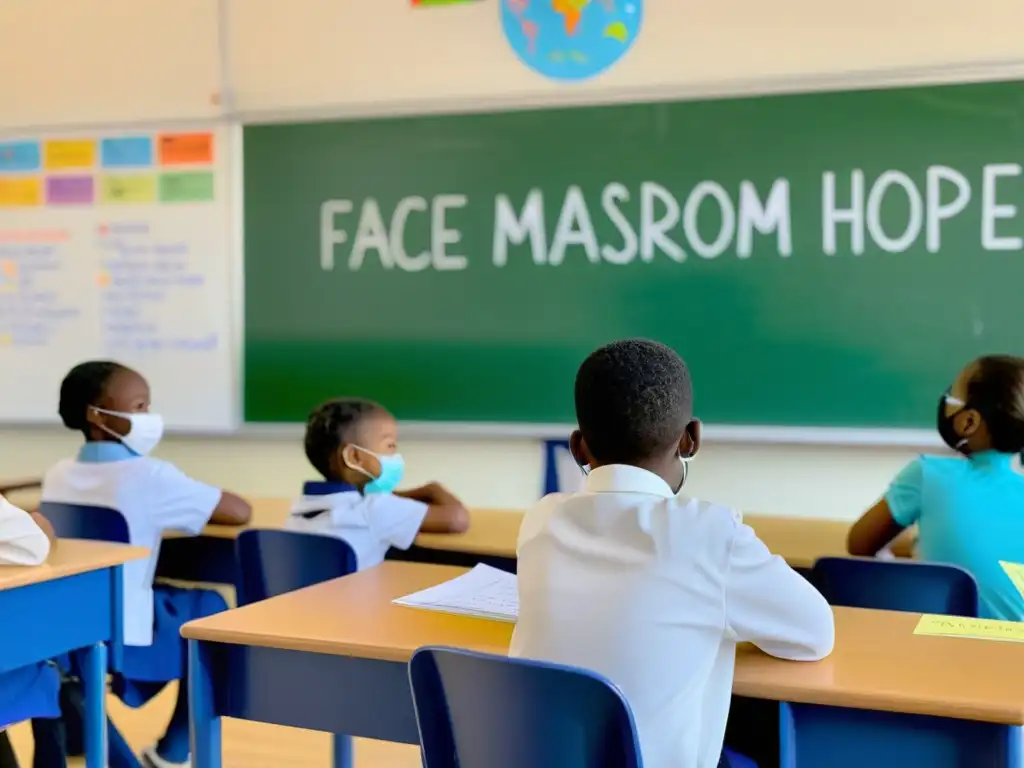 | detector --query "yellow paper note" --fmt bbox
[914,614,1024,643]
[99,174,157,204]
[1000,561,1024,601]
[0,178,42,206]
[44,139,96,170]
